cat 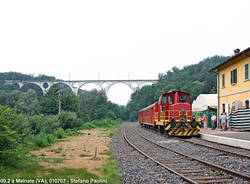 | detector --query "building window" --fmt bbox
[222,73,225,88]
[231,68,237,84]
[245,63,249,80]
